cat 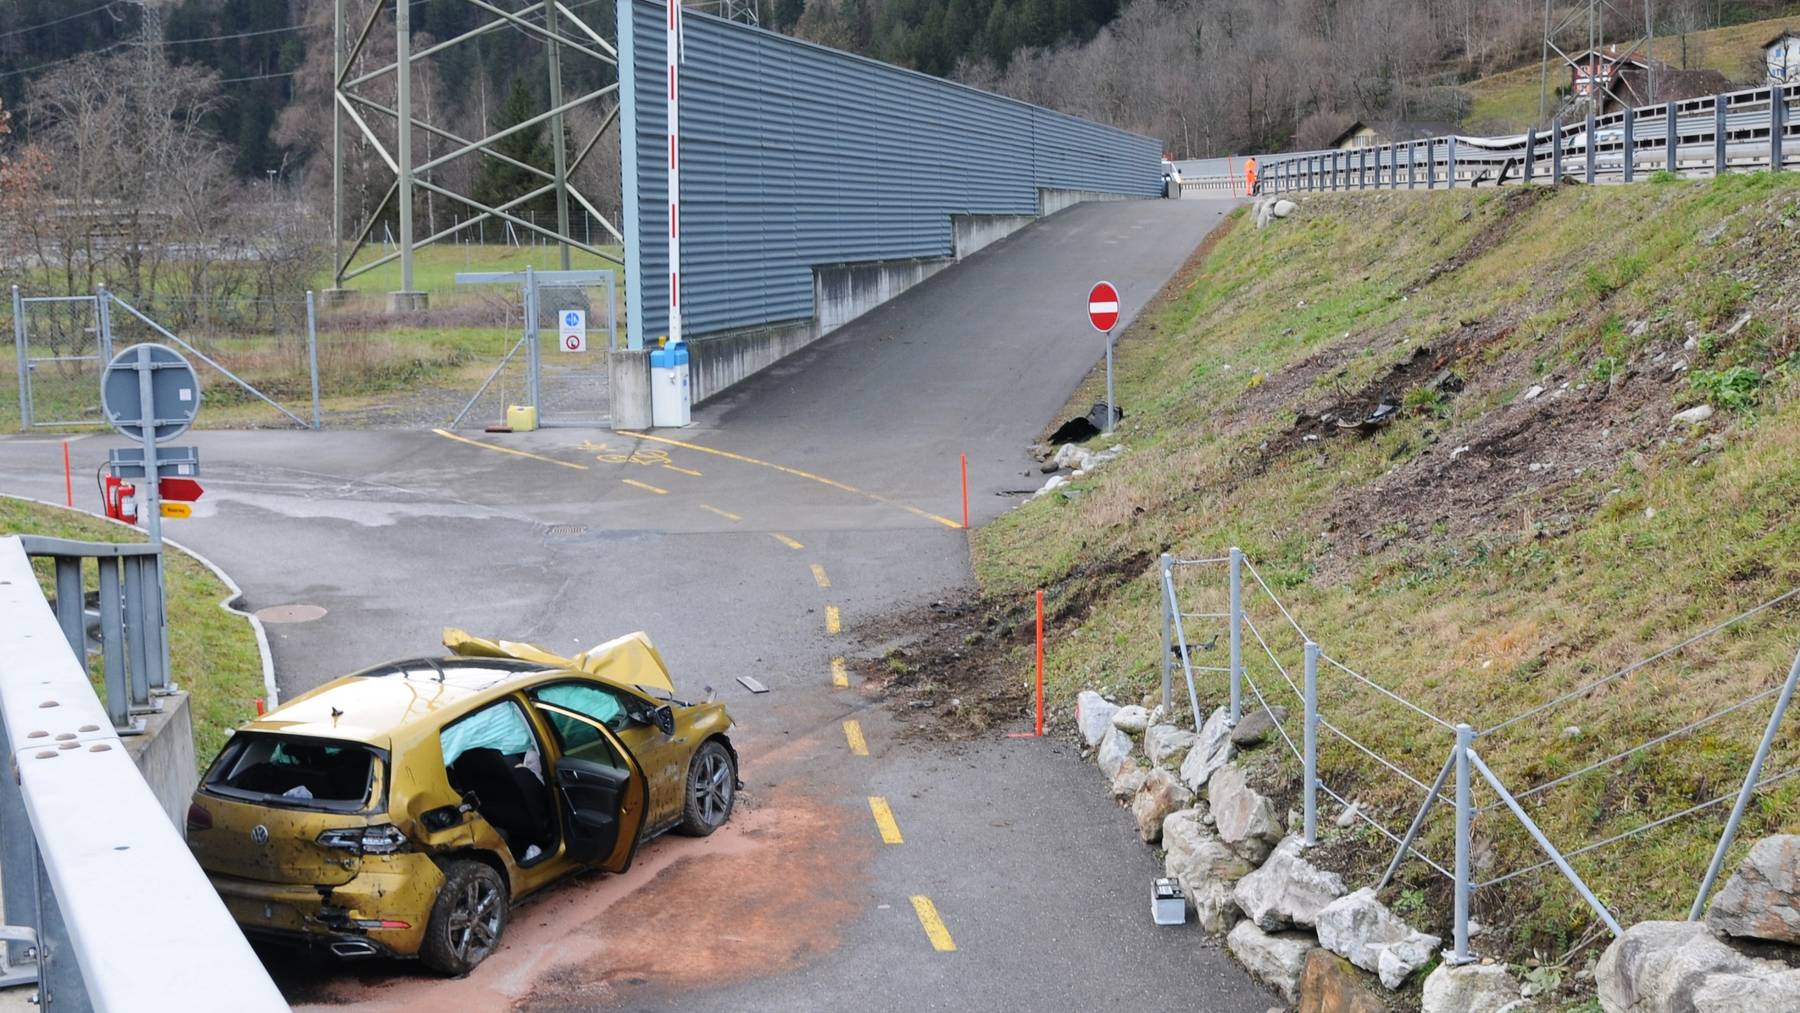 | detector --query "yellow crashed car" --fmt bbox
[186,630,738,975]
